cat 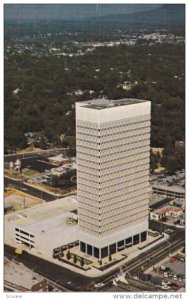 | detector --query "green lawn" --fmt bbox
[22,168,40,177]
